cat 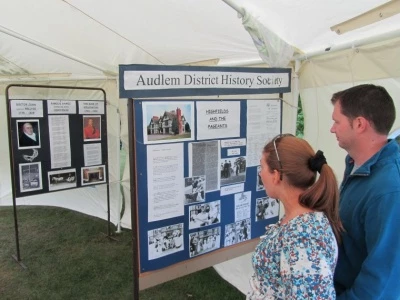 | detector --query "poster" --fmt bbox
[19,162,42,193]
[81,165,106,186]
[16,119,41,149]
[147,143,184,222]
[142,102,194,144]
[48,115,71,169]
[148,223,184,260]
[48,100,76,114]
[247,99,281,166]
[48,168,77,191]
[78,101,105,114]
[11,100,43,118]
[196,101,240,140]
[189,140,220,192]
